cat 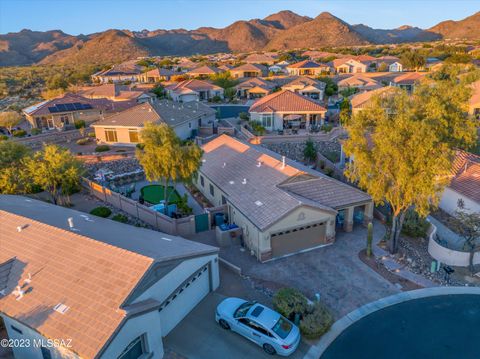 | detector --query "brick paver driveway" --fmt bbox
[220,220,400,318]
